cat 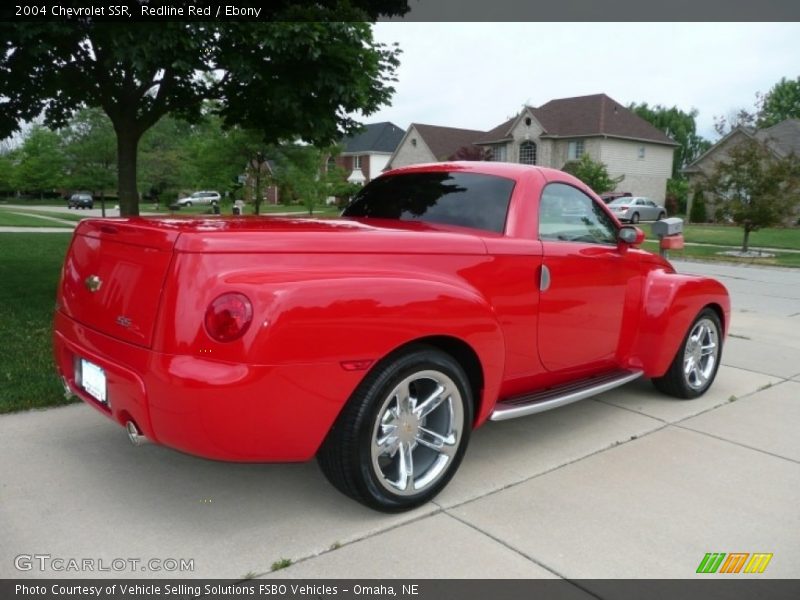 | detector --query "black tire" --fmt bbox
[652,308,723,399]
[631,212,640,224]
[184,201,192,207]
[657,212,666,221]
[318,344,473,512]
